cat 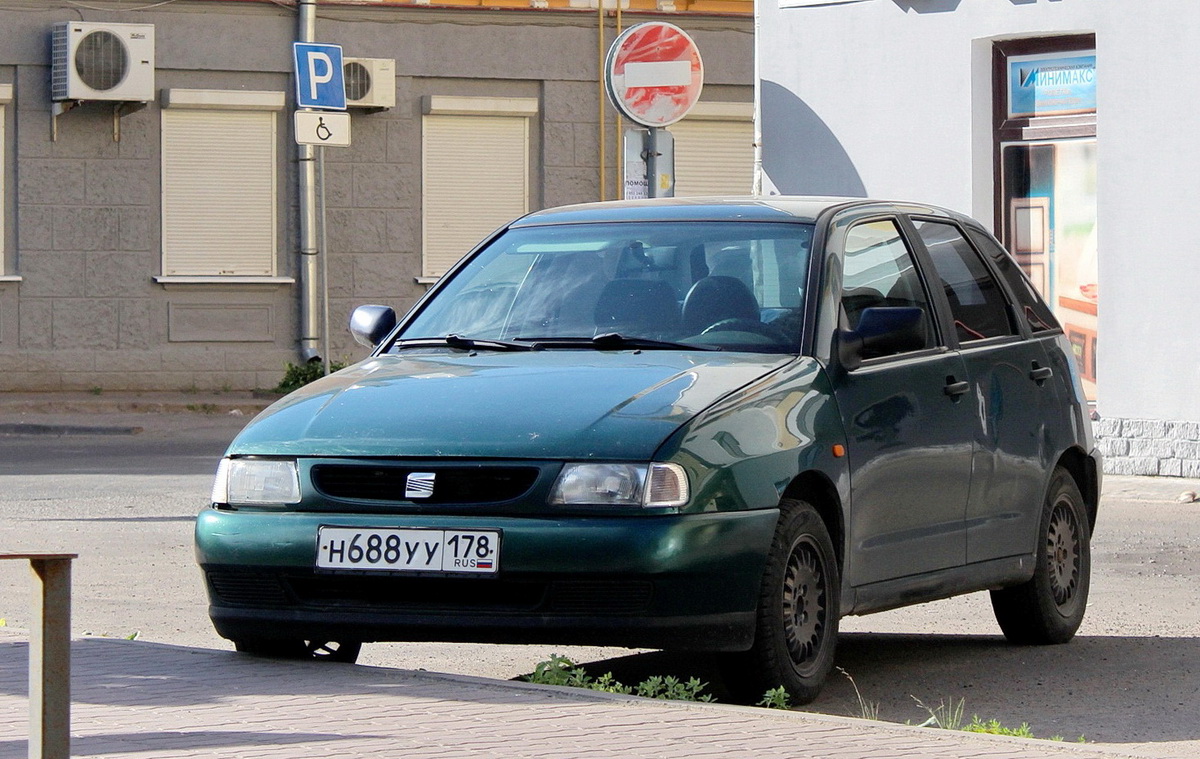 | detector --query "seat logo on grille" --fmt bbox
[405,472,436,499]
